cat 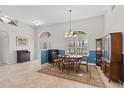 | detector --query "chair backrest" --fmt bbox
[82,56,90,63]
[62,57,71,64]
[52,52,58,60]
